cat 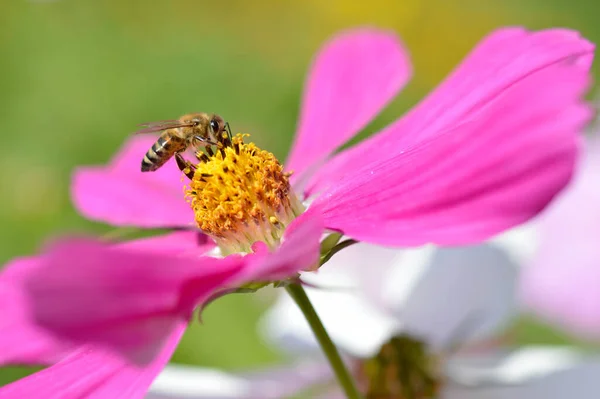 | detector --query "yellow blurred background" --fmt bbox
[1,0,598,386]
